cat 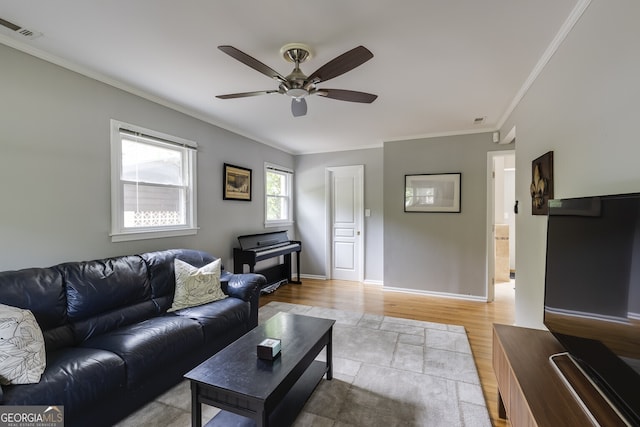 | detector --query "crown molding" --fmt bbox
[497,0,592,129]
